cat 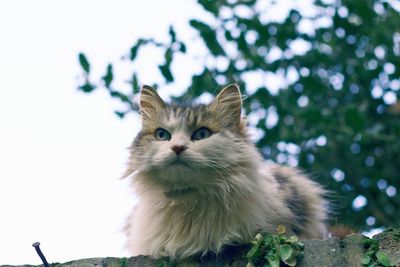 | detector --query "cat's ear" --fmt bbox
[210,84,242,128]
[139,85,166,122]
